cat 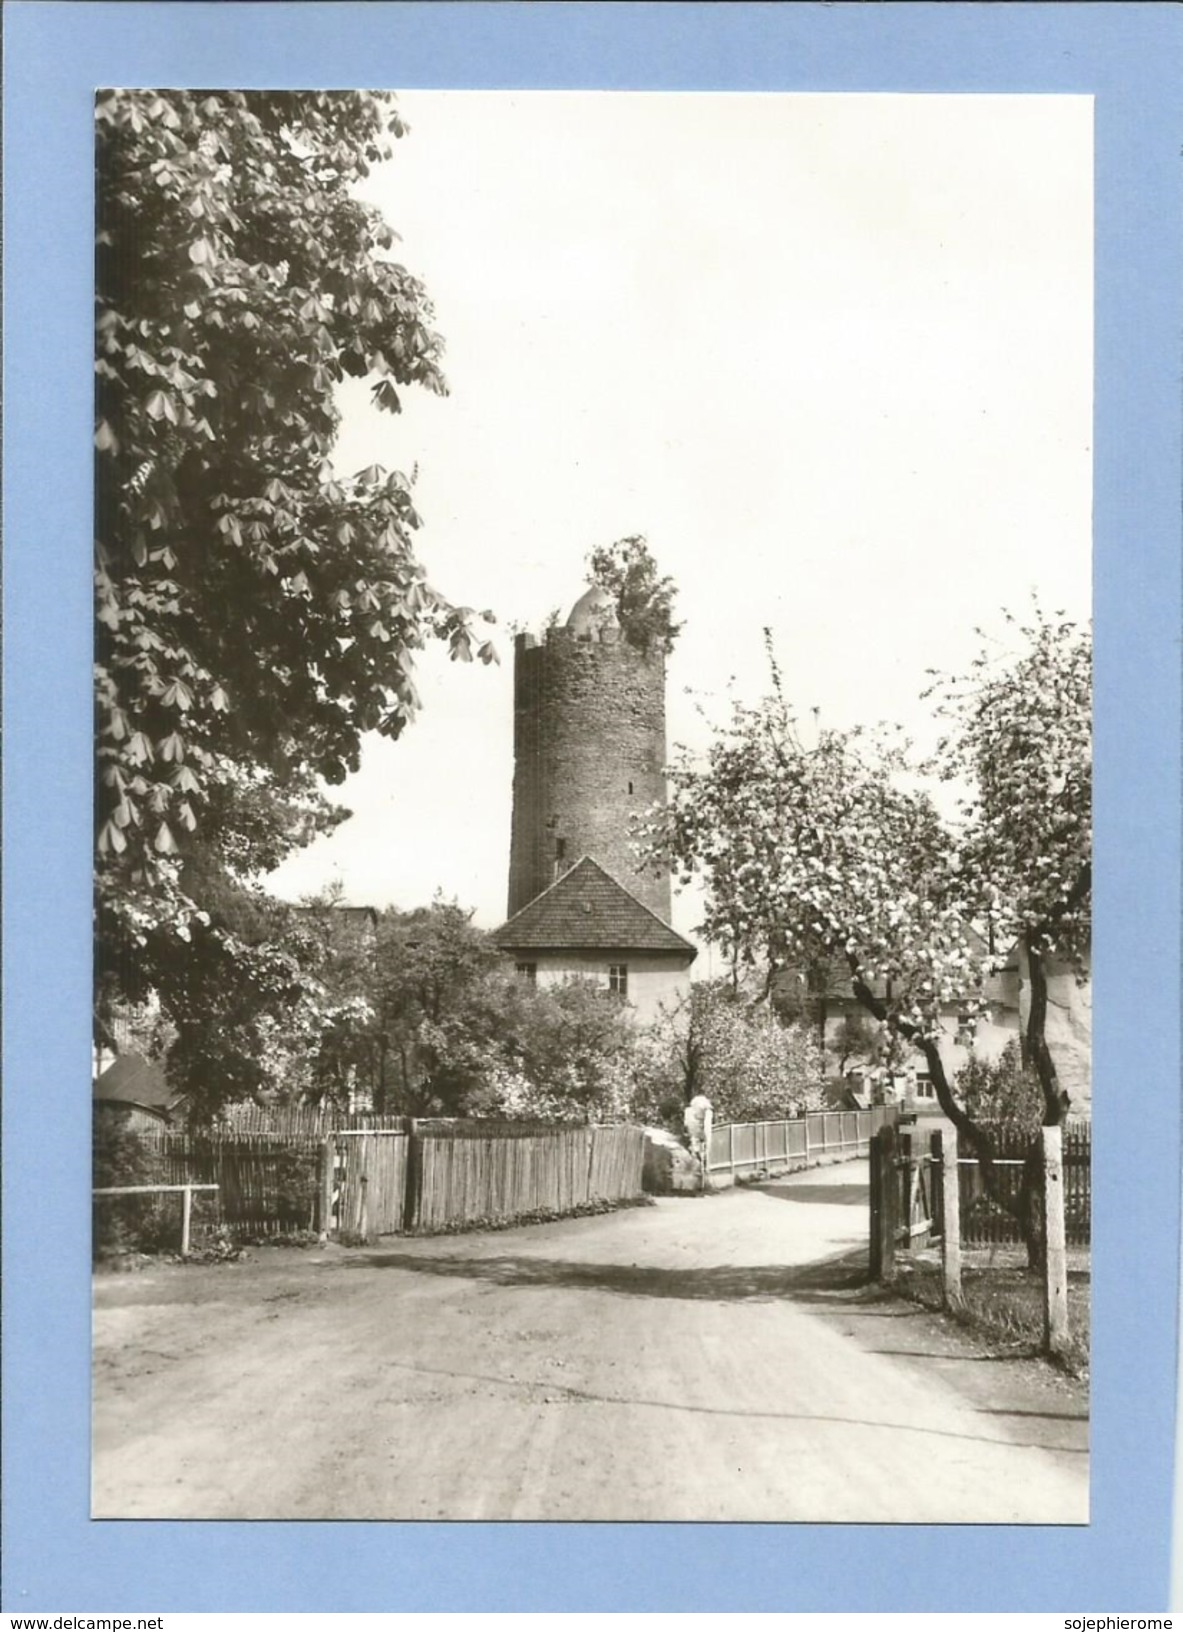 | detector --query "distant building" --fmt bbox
[93,1051,183,1130]
[1015,942,1091,1117]
[93,994,168,1082]
[292,902,379,950]
[494,585,695,1023]
[775,934,1091,1118]
[775,958,1013,1111]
